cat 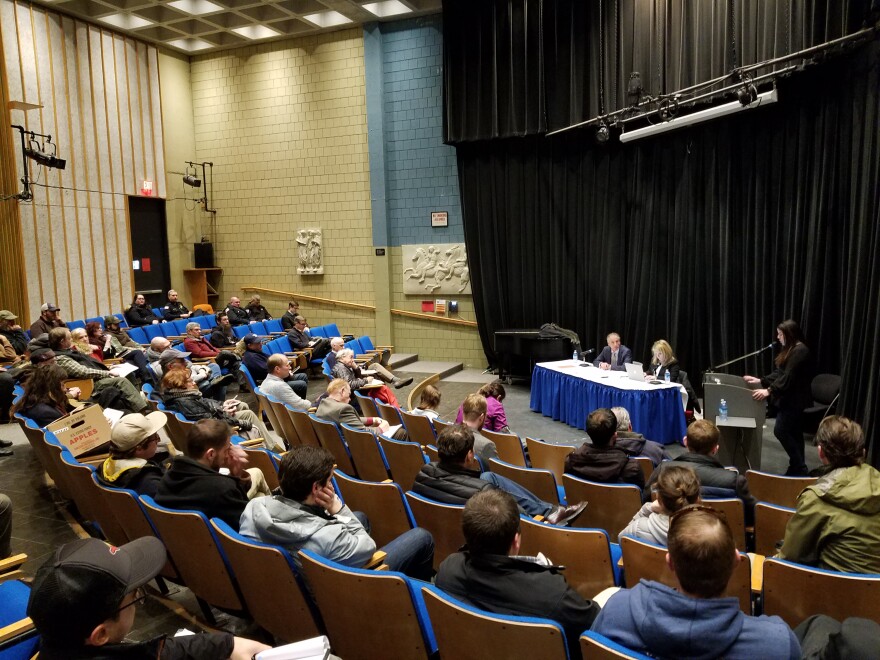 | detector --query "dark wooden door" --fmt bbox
[128,197,171,309]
